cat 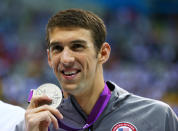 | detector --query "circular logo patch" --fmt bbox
[112,122,137,131]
